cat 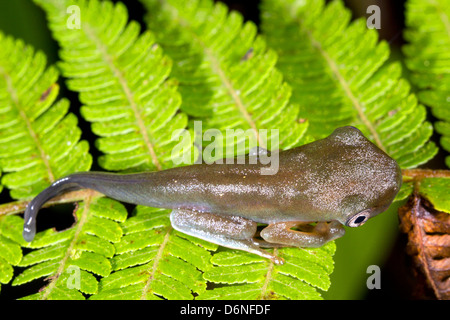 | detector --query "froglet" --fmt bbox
[23,126,402,264]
